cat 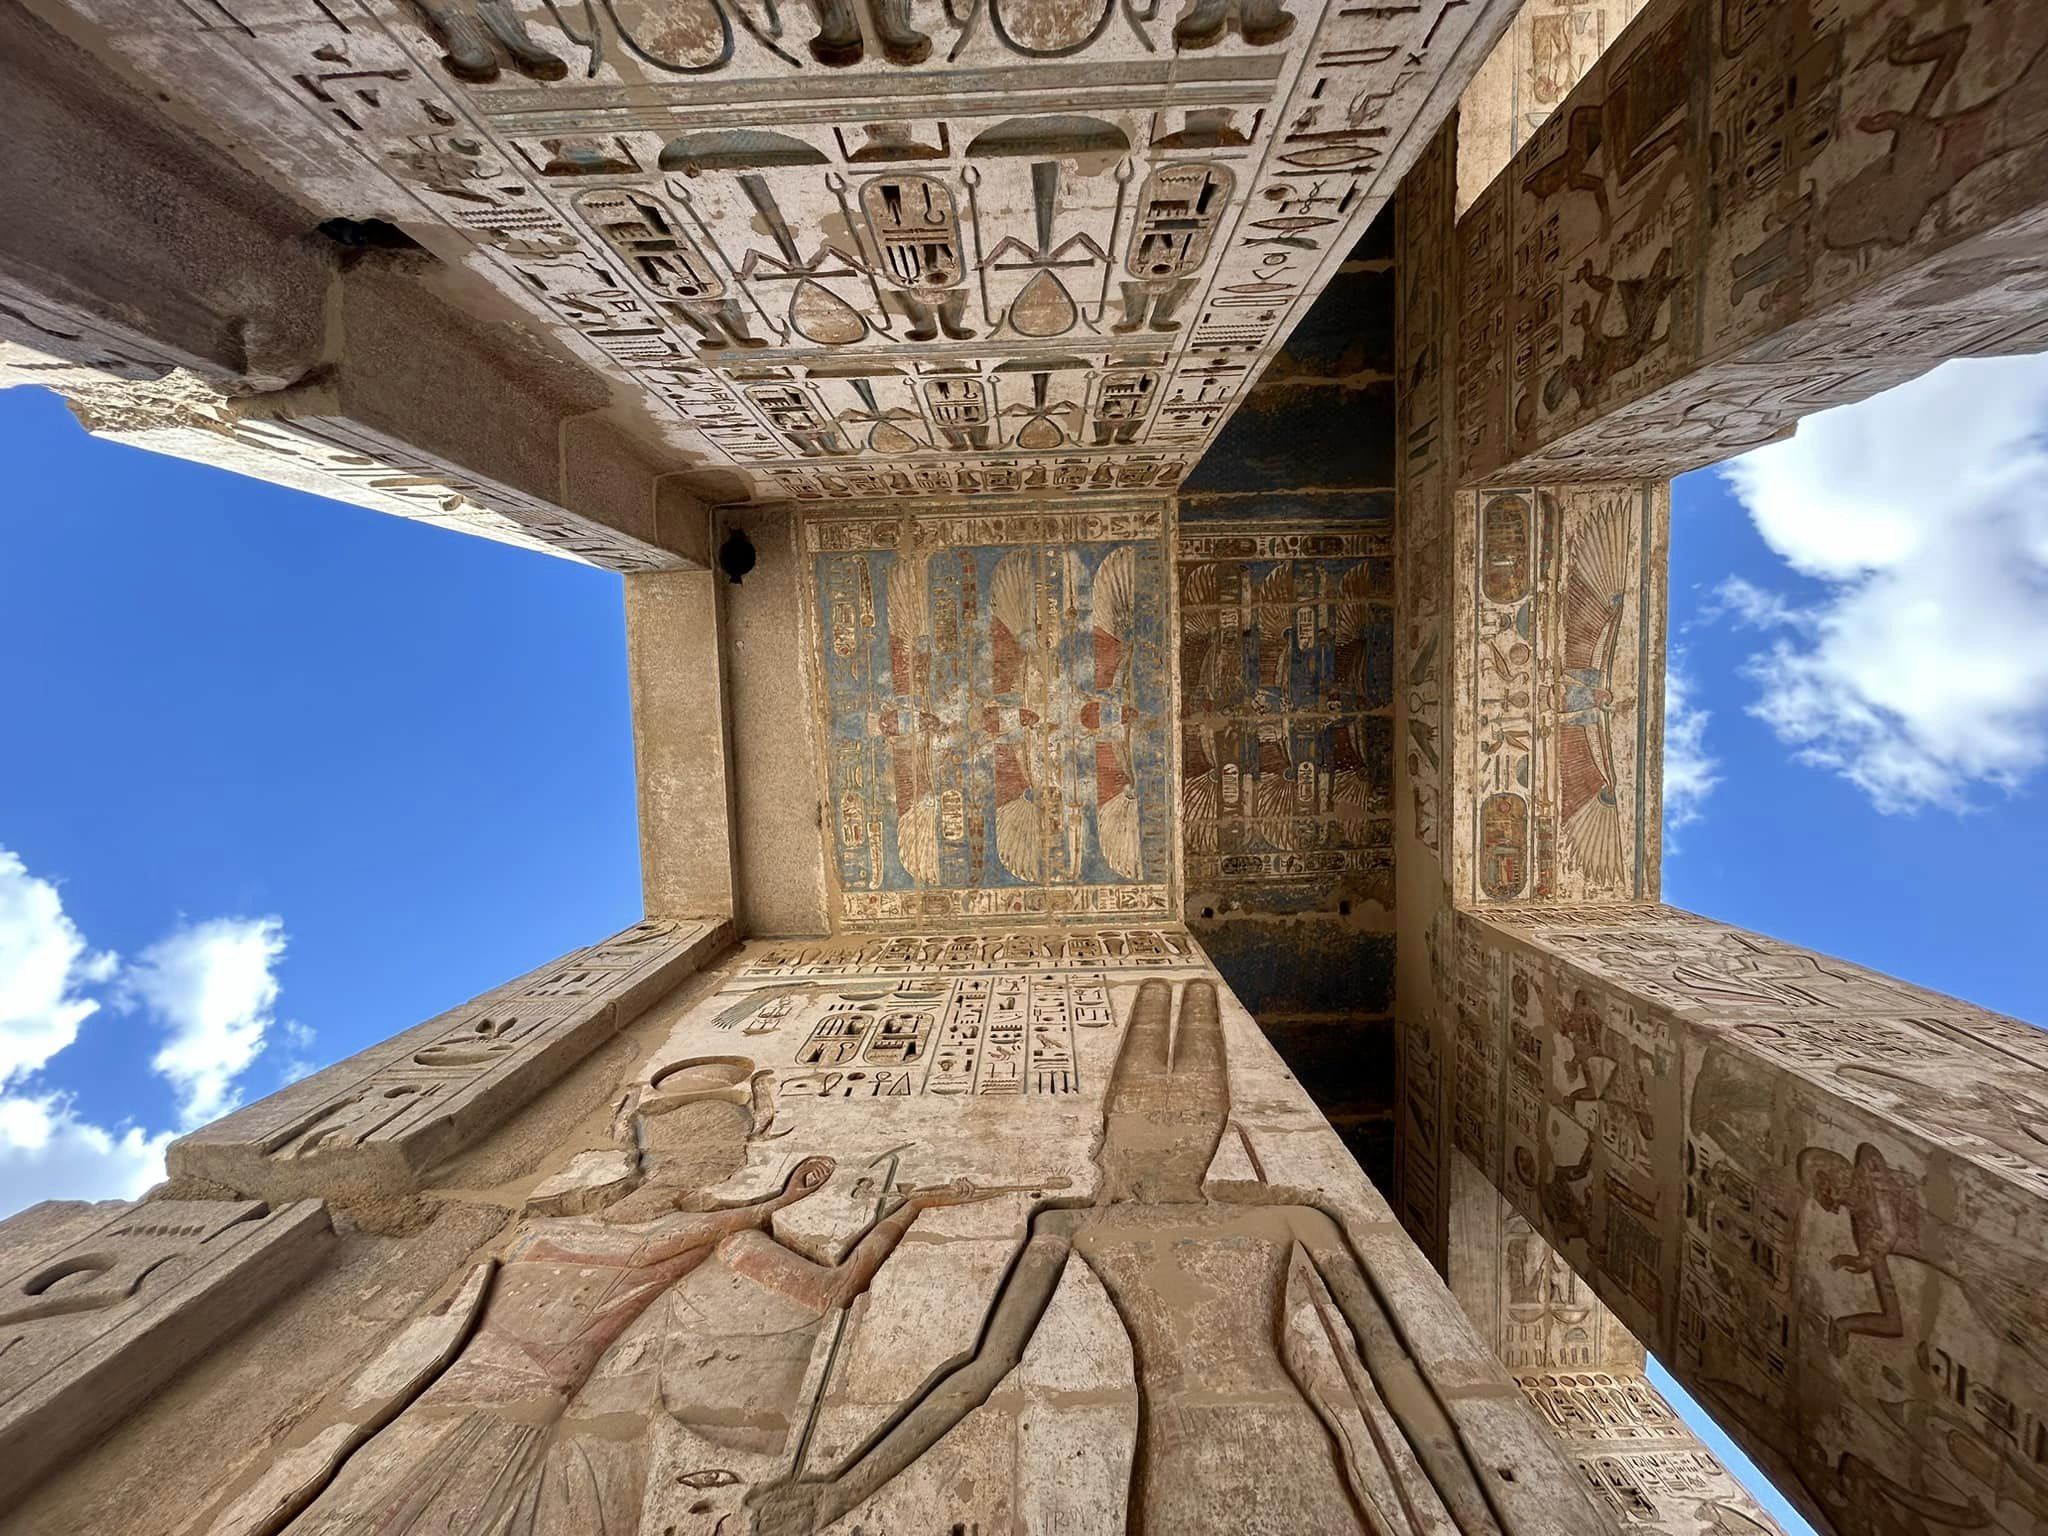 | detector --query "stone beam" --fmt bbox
[1447,1154,1787,1536]
[169,918,730,1206]
[626,569,740,921]
[0,0,709,573]
[1454,0,2048,484]
[1454,901,2048,1536]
